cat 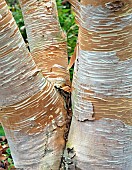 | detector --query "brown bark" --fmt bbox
[19,0,70,88]
[0,0,131,169]
[65,0,132,169]
[0,0,67,169]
